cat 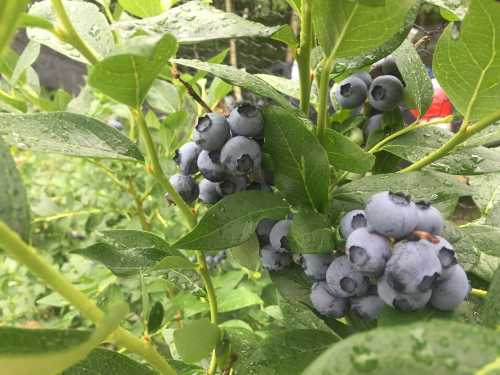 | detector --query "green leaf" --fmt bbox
[11,41,40,86]
[332,2,421,72]
[304,321,500,374]
[434,0,500,121]
[263,106,330,211]
[0,138,30,242]
[153,255,196,270]
[393,40,434,116]
[426,0,469,20]
[289,210,335,253]
[235,329,338,375]
[118,0,164,17]
[174,59,296,111]
[331,171,470,215]
[173,191,289,251]
[256,74,318,105]
[117,1,296,46]
[464,122,500,148]
[27,0,114,64]
[0,0,30,56]
[147,301,164,334]
[459,224,500,257]
[378,306,453,327]
[313,0,418,59]
[174,318,220,363]
[323,129,375,173]
[229,234,261,272]
[0,112,143,161]
[63,348,156,375]
[101,229,174,253]
[381,127,500,175]
[0,303,128,375]
[468,173,500,212]
[89,34,178,107]
[74,243,169,277]
[217,287,263,313]
[482,266,500,328]
[270,265,312,306]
